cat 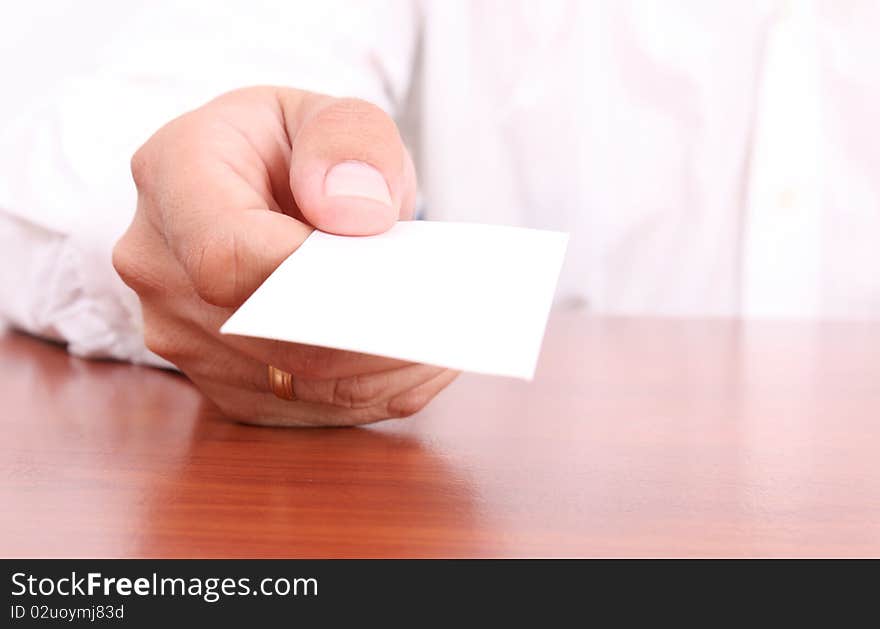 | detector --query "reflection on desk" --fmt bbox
[2,311,879,557]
